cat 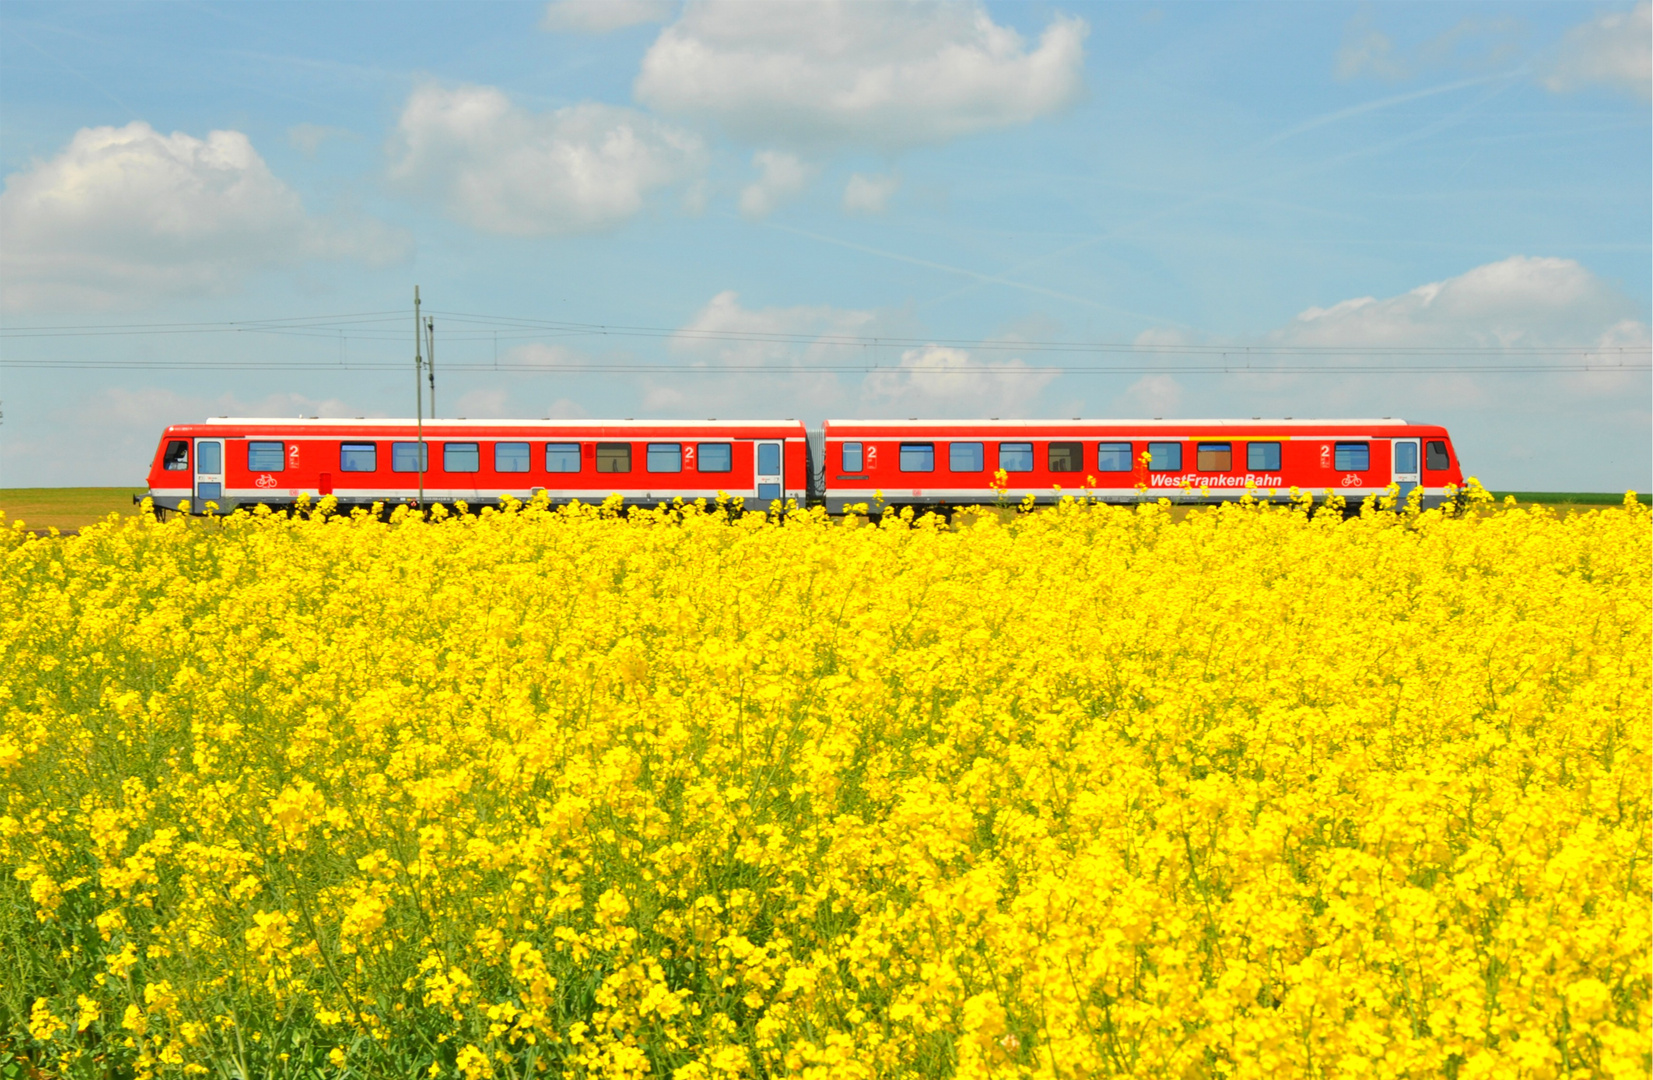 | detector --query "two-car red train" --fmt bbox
[143,417,1464,514]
